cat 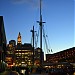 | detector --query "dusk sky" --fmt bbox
[0,0,74,54]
